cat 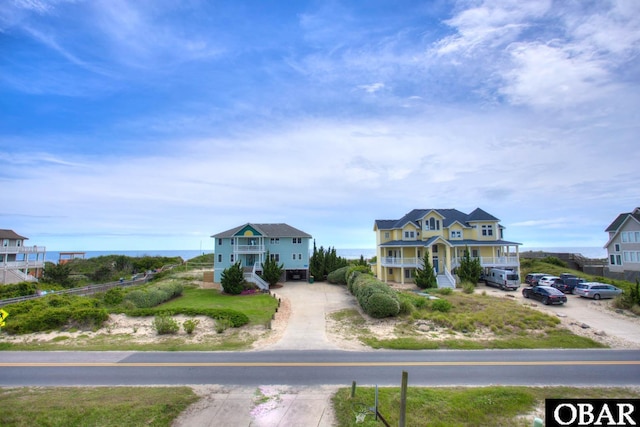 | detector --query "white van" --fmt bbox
[484,268,520,291]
